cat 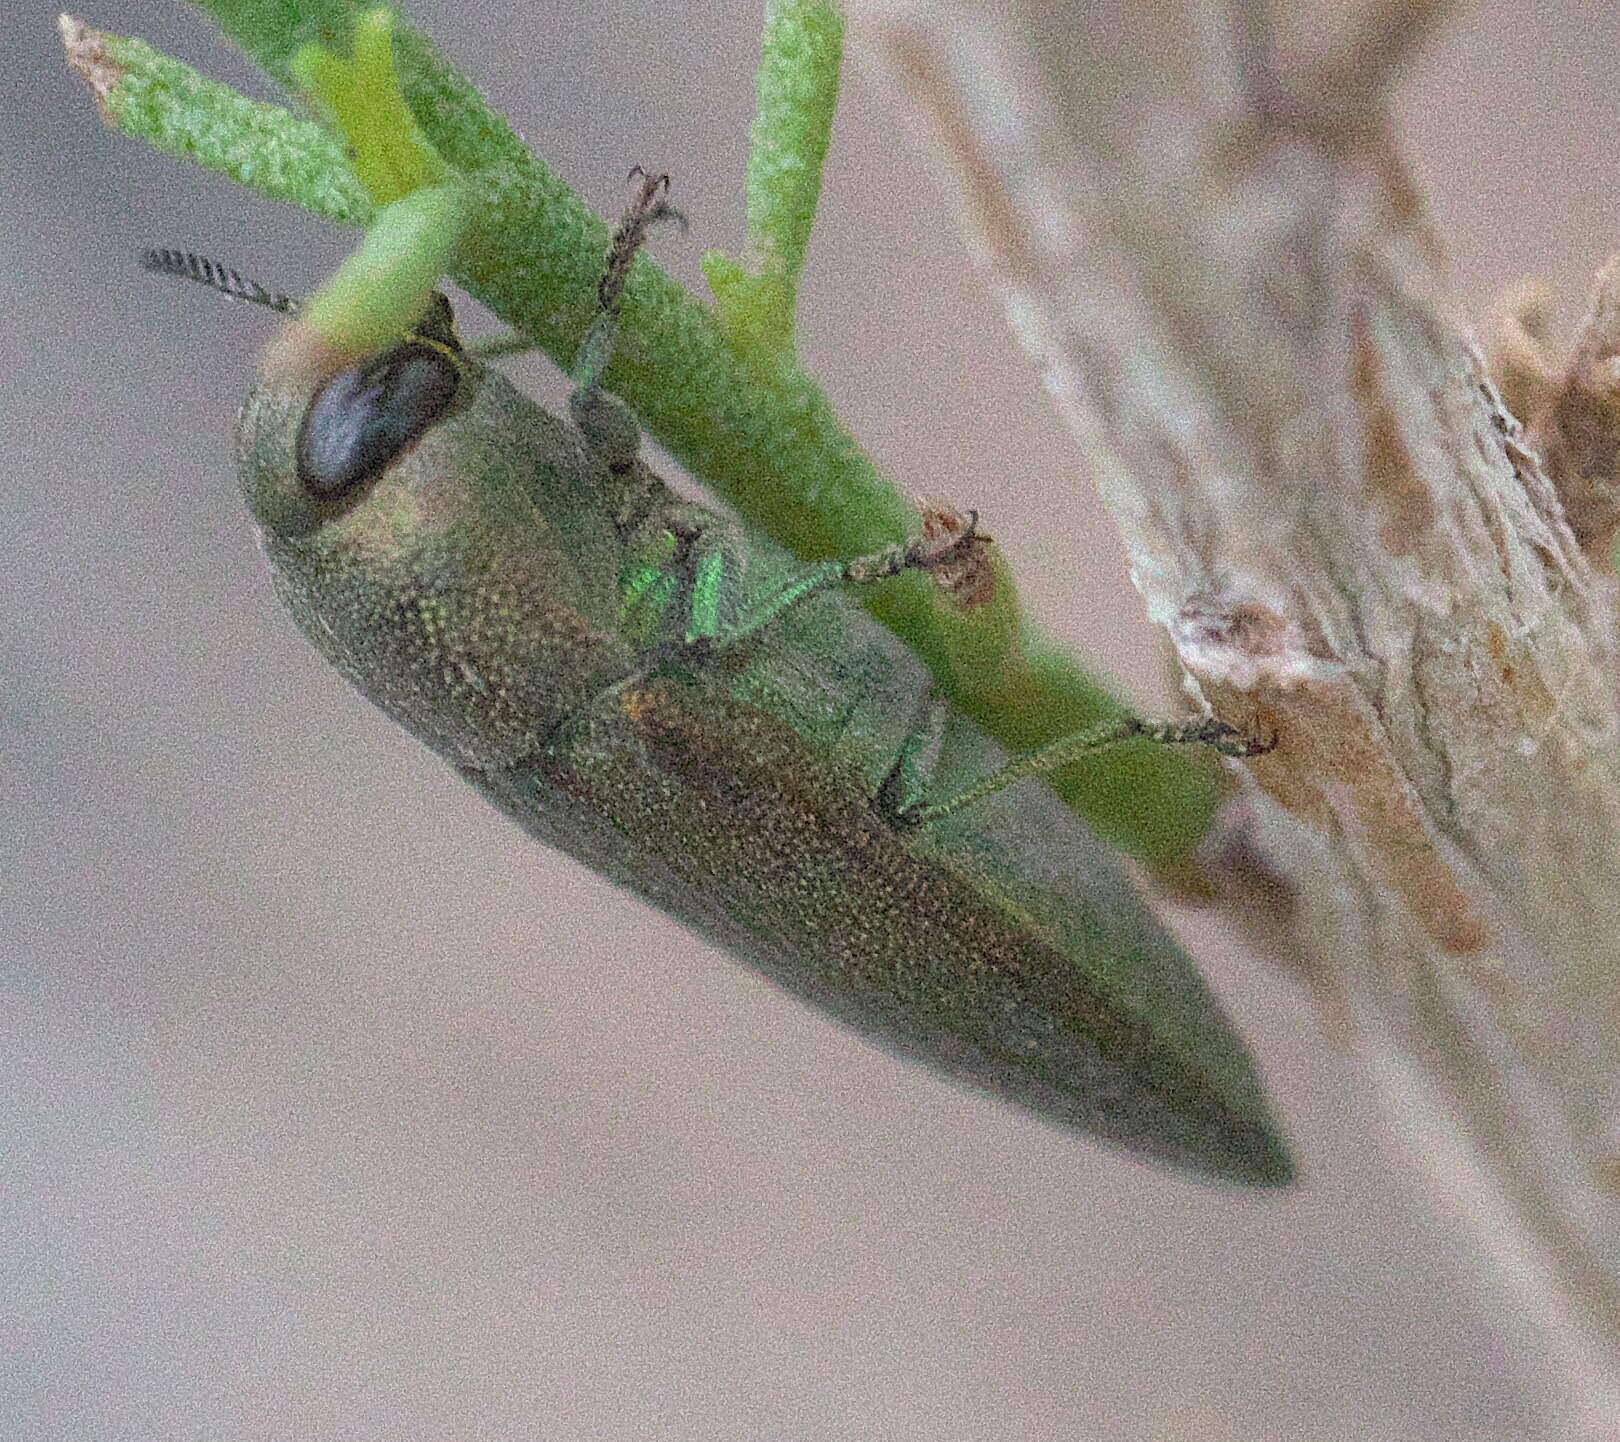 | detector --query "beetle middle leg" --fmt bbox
[610,510,990,680]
